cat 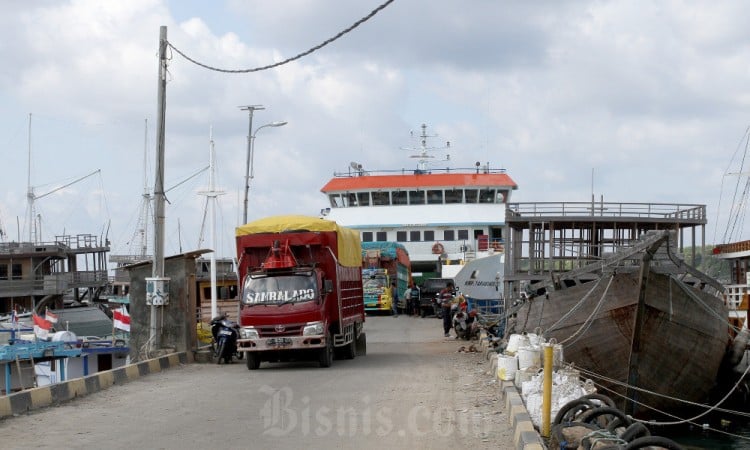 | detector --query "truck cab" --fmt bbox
[362,268,394,313]
[234,215,366,370]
